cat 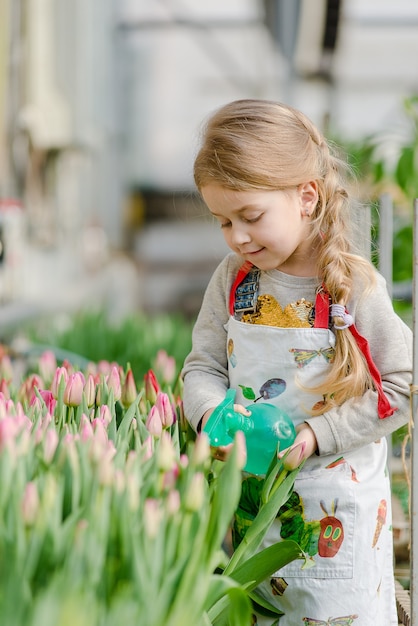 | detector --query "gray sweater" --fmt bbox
[182,252,412,456]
